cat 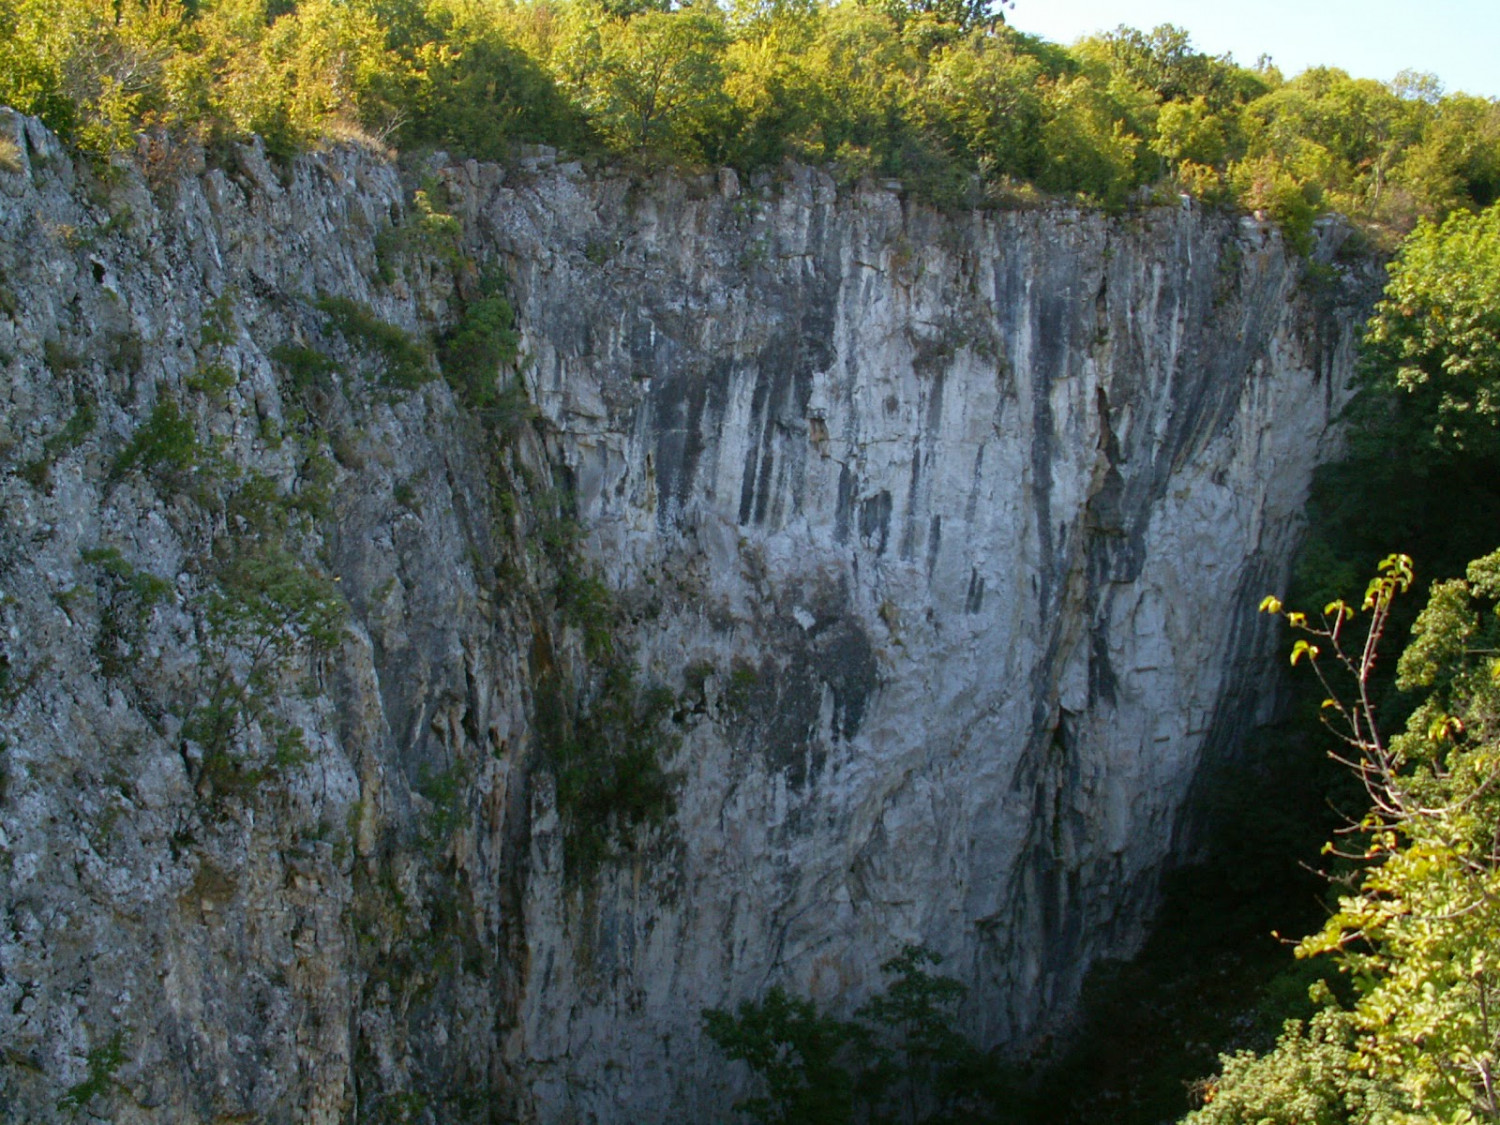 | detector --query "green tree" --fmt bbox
[1232,67,1428,226]
[704,986,858,1125]
[1151,95,1226,167]
[855,946,993,1123]
[1187,998,1396,1124]
[4,0,1495,232]
[393,0,591,158]
[720,0,826,167]
[865,0,1002,36]
[1087,25,1221,107]
[1395,93,1500,215]
[919,29,1046,187]
[1037,71,1145,205]
[1295,198,1500,631]
[0,0,187,152]
[793,3,919,179]
[703,946,1001,1124]
[565,6,729,160]
[1364,201,1500,456]
[1189,548,1500,1123]
[214,0,398,156]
